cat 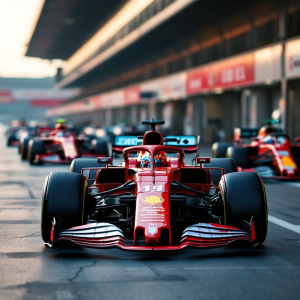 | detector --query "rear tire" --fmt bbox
[20,138,31,160]
[204,158,237,184]
[219,172,268,244]
[91,139,108,156]
[212,142,233,158]
[41,172,88,243]
[27,140,44,164]
[7,134,15,147]
[226,146,249,168]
